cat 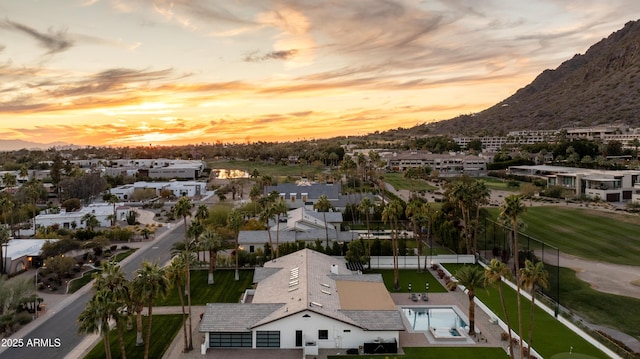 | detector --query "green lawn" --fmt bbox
[444,264,609,358]
[328,347,508,359]
[487,206,640,265]
[84,314,183,359]
[478,176,521,191]
[383,172,438,192]
[157,269,254,306]
[366,269,447,293]
[208,159,325,178]
[68,269,99,293]
[549,264,640,340]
